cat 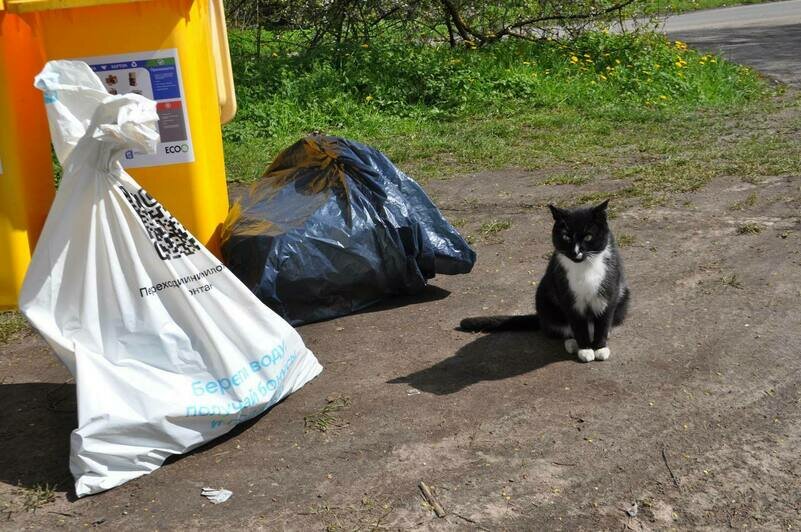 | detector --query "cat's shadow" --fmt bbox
[388,318,575,395]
